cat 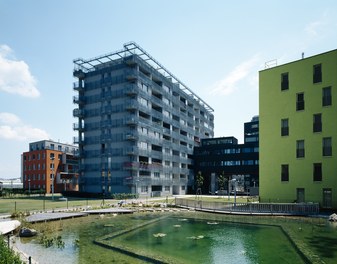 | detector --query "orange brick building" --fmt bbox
[22,140,79,194]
